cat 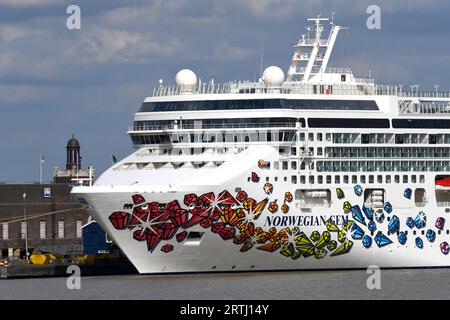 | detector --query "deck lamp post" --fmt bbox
[434,84,439,97]
[22,192,29,263]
